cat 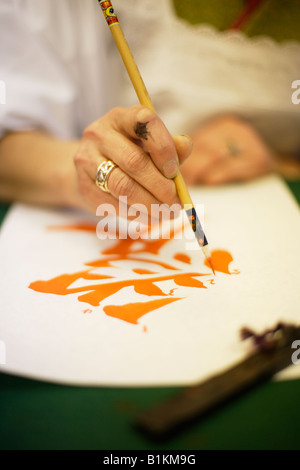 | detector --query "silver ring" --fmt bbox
[95,160,117,193]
